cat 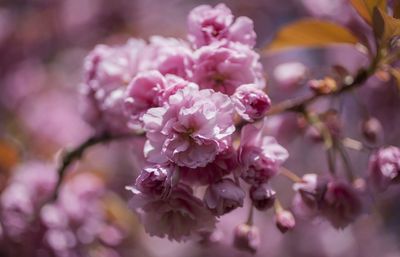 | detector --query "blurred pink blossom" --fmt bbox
[187,3,256,48]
